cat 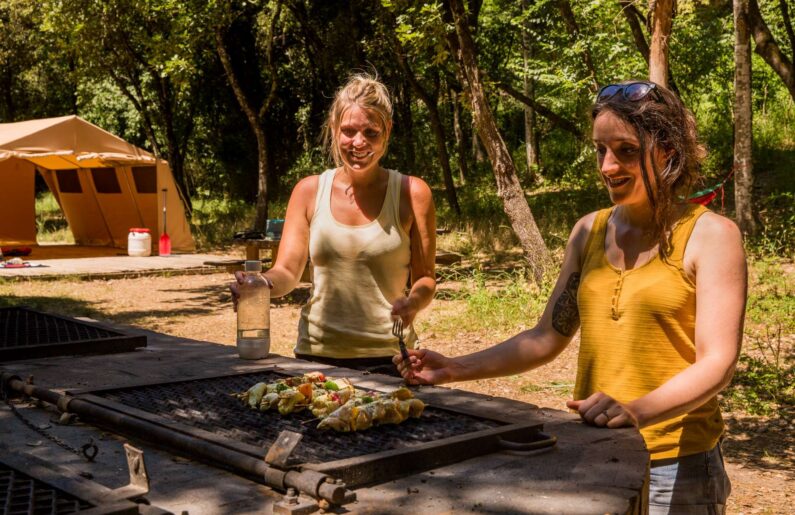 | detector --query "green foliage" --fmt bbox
[724,258,794,416]
[745,258,795,332]
[725,326,794,416]
[190,195,254,250]
[432,267,555,334]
